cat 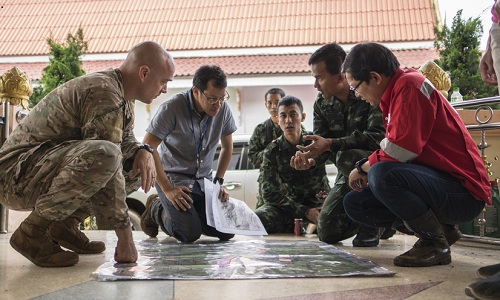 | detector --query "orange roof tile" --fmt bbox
[0,0,437,56]
[1,49,439,81]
